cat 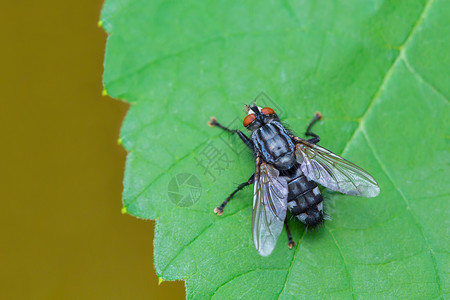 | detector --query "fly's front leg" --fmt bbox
[208,117,253,149]
[214,174,254,215]
[305,112,322,144]
[284,219,295,249]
